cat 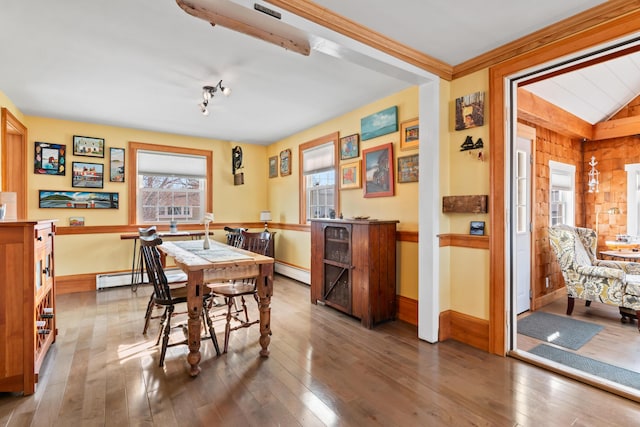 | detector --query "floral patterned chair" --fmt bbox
[548,224,640,330]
